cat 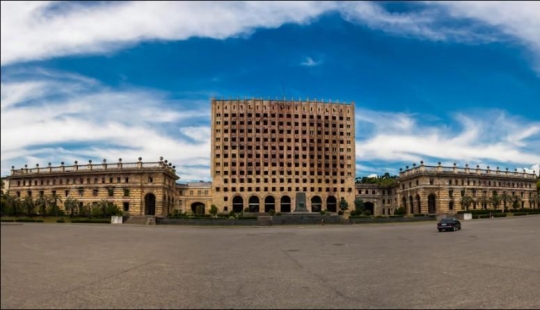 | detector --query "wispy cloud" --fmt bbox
[339,1,540,74]
[0,68,212,181]
[0,1,336,66]
[300,57,322,67]
[355,108,540,173]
